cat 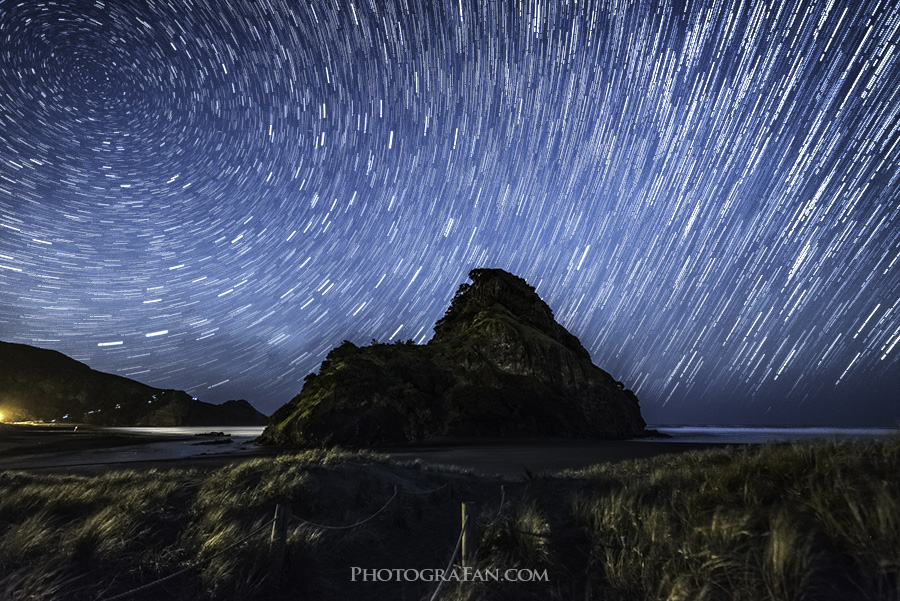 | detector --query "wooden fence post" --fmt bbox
[461,502,478,568]
[270,503,289,573]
